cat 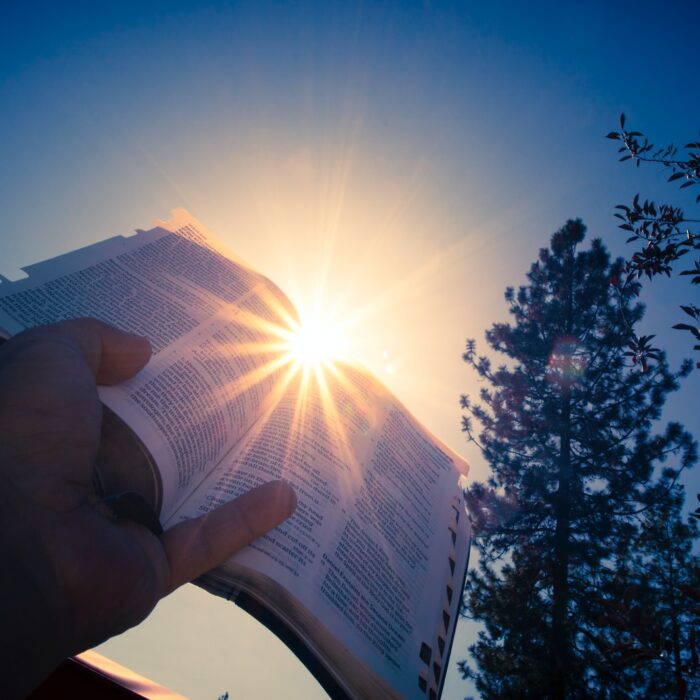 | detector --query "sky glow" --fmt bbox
[1,2,699,699]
